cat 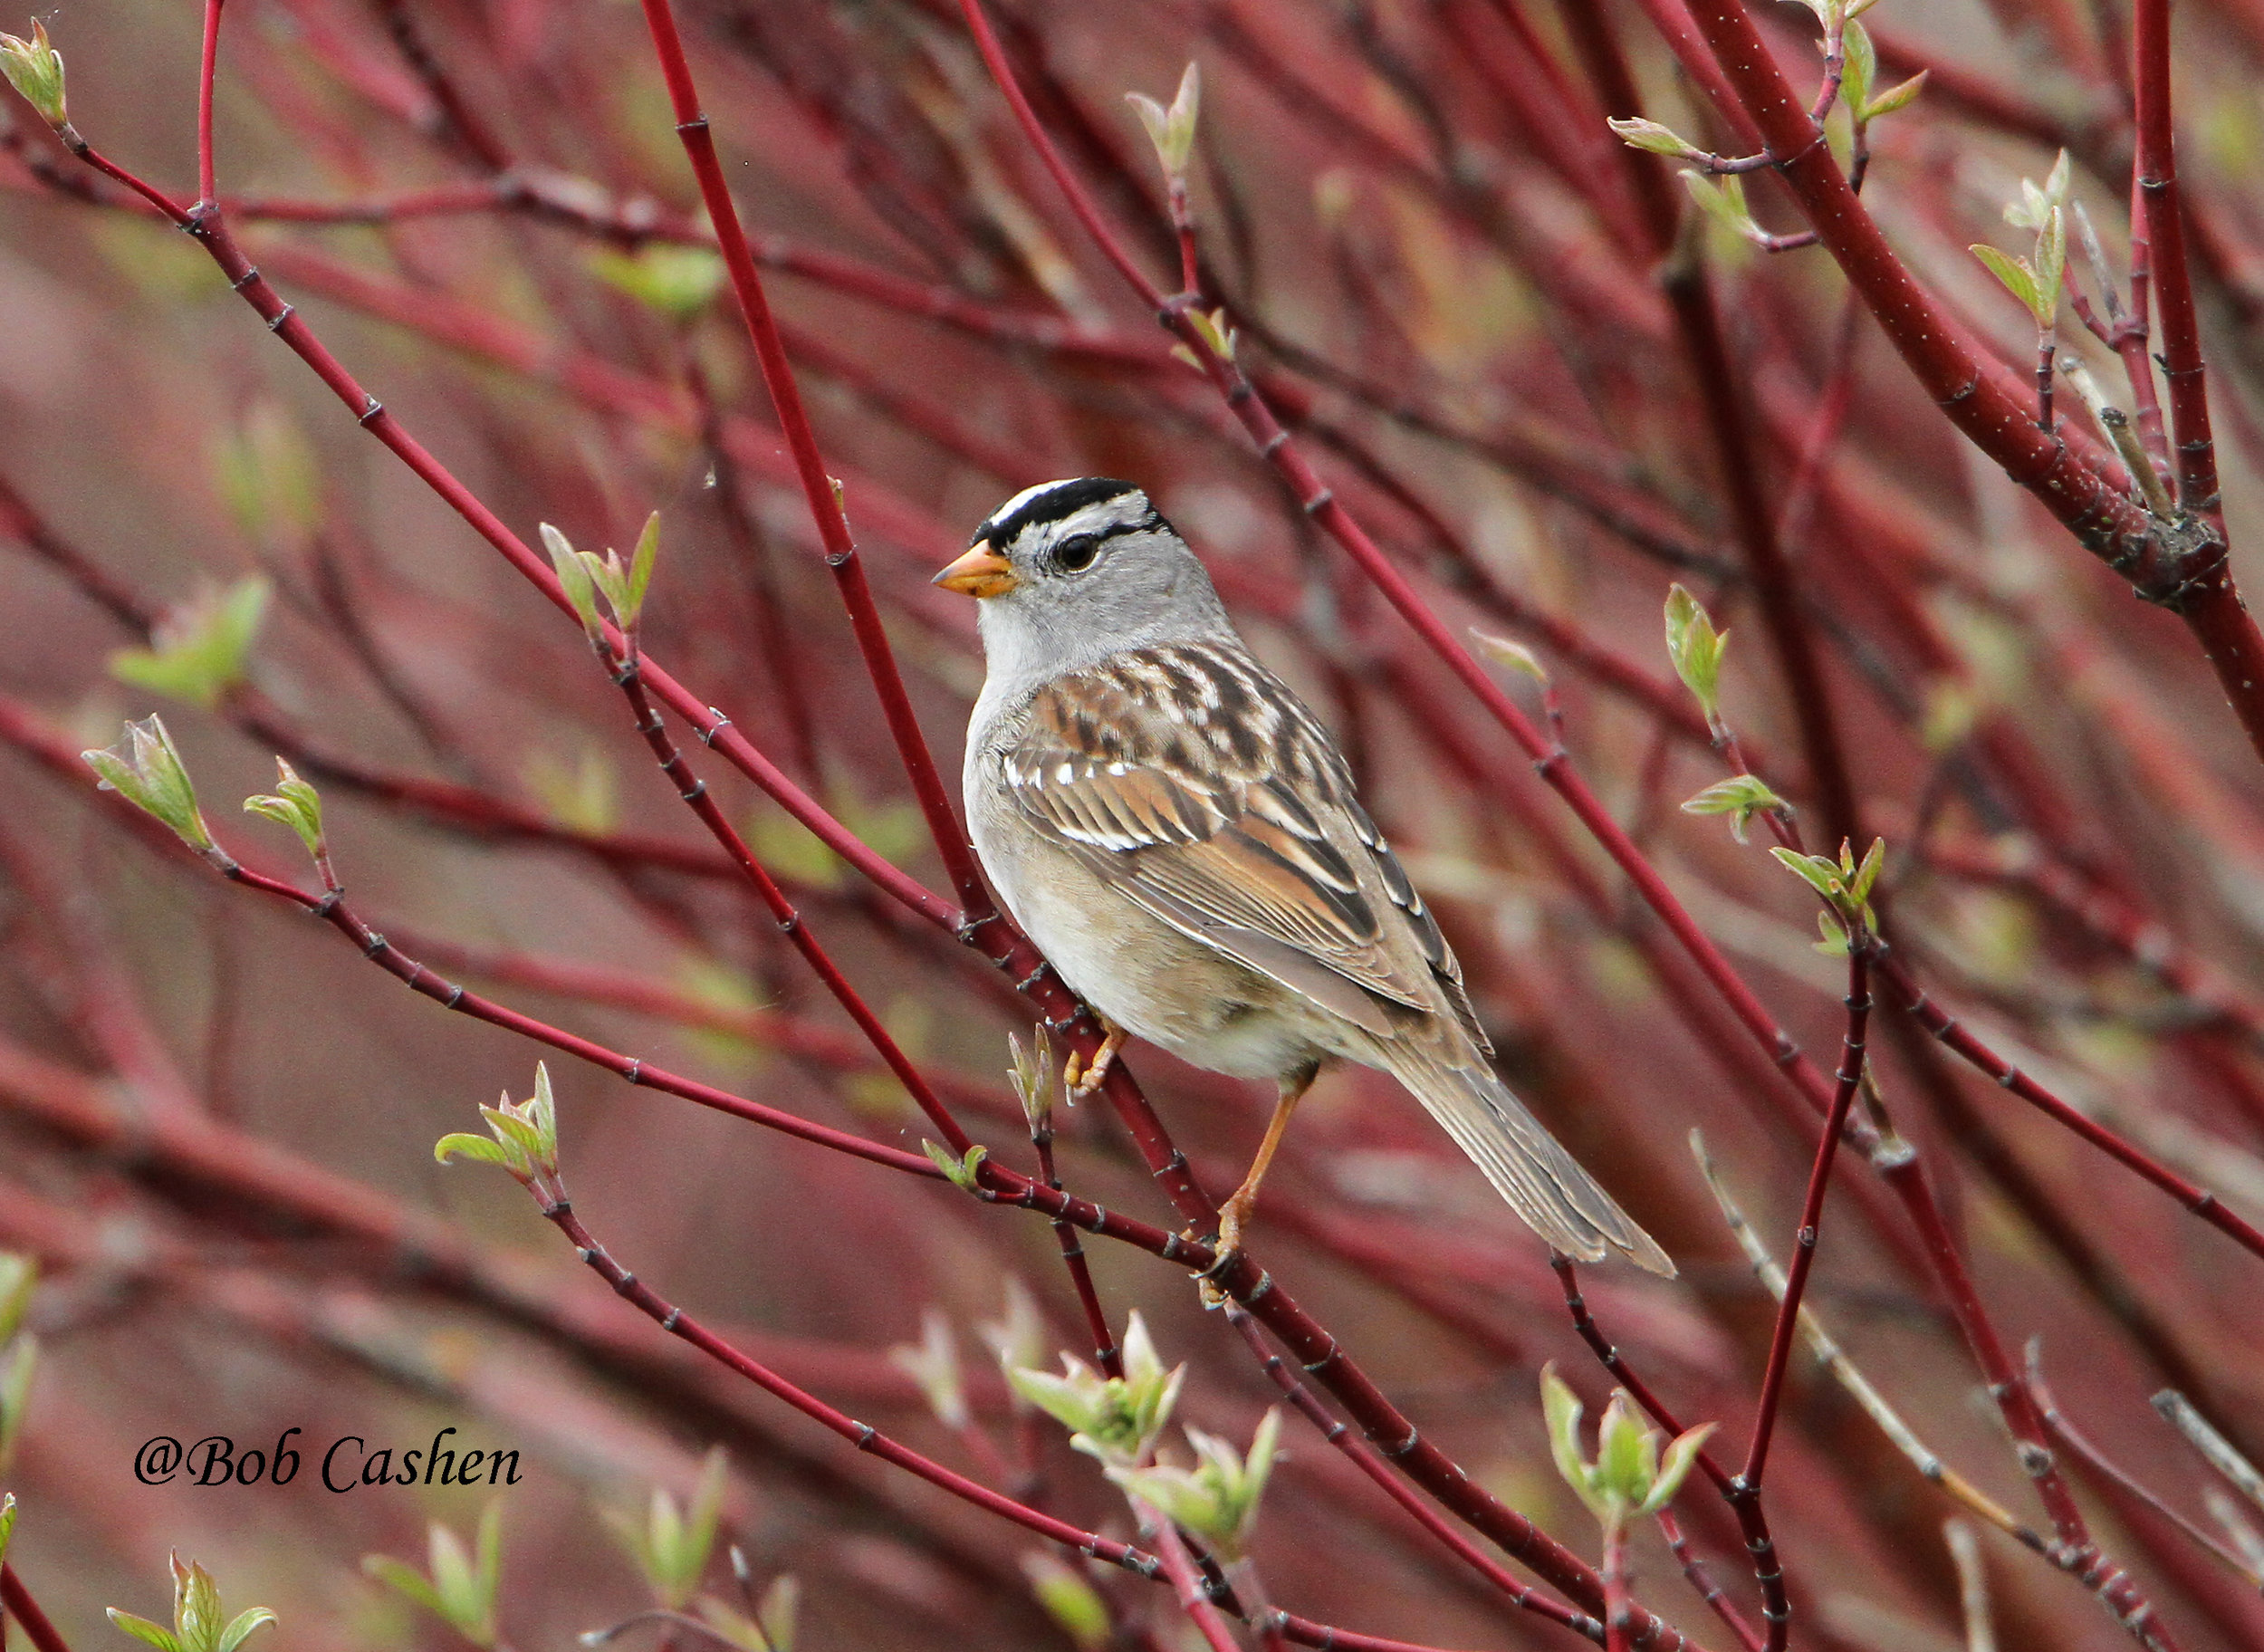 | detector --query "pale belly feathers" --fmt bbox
[966,770,1332,1081]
